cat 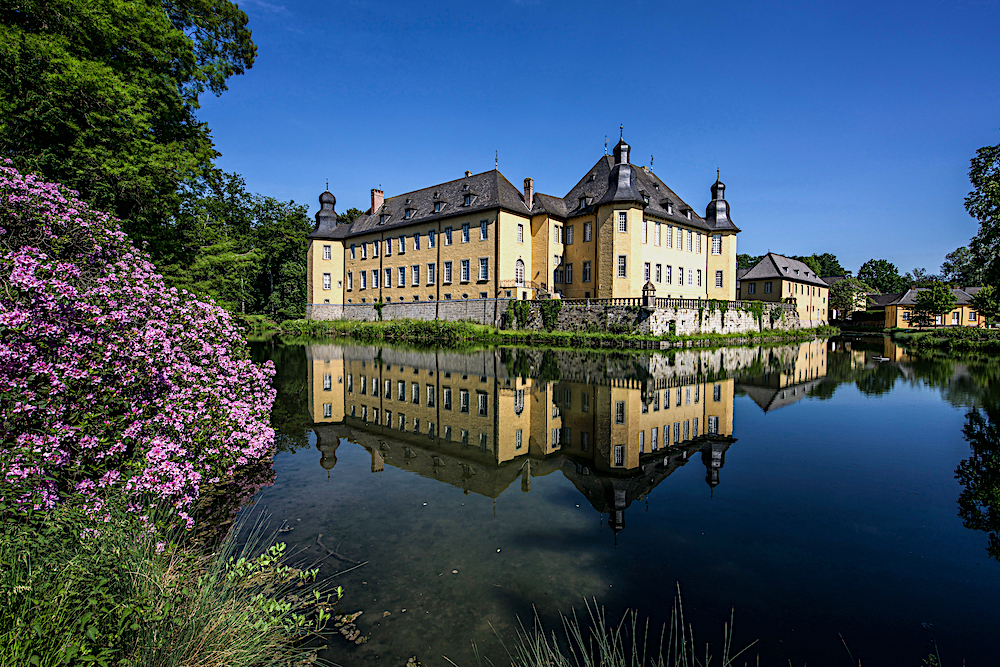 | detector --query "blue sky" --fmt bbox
[199,0,1000,275]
